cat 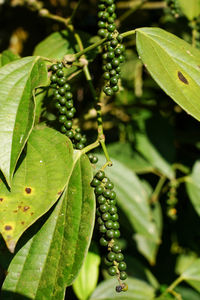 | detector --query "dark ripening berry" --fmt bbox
[107,251,116,261]
[116,285,123,293]
[95,170,105,181]
[100,237,108,247]
[120,271,127,280]
[108,266,117,276]
[116,253,124,262]
[95,186,104,195]
[91,156,98,164]
[91,178,101,187]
